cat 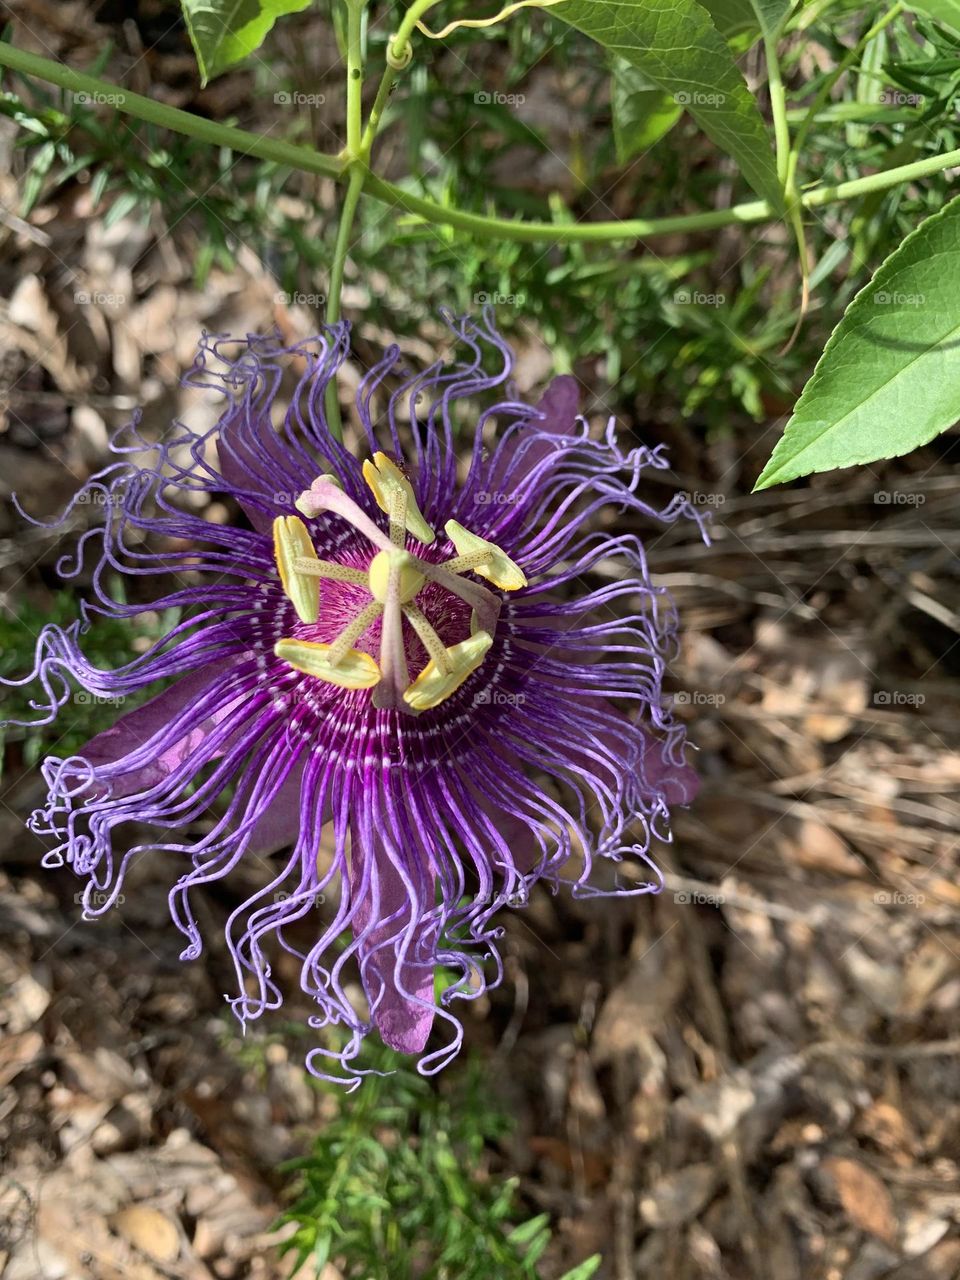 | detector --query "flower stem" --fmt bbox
[344,0,365,157]
[326,164,364,327]
[324,0,367,441]
[0,39,957,249]
[764,29,791,192]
